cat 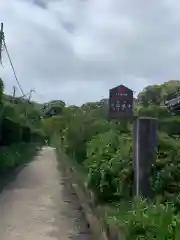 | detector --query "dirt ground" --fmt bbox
[0,147,92,240]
